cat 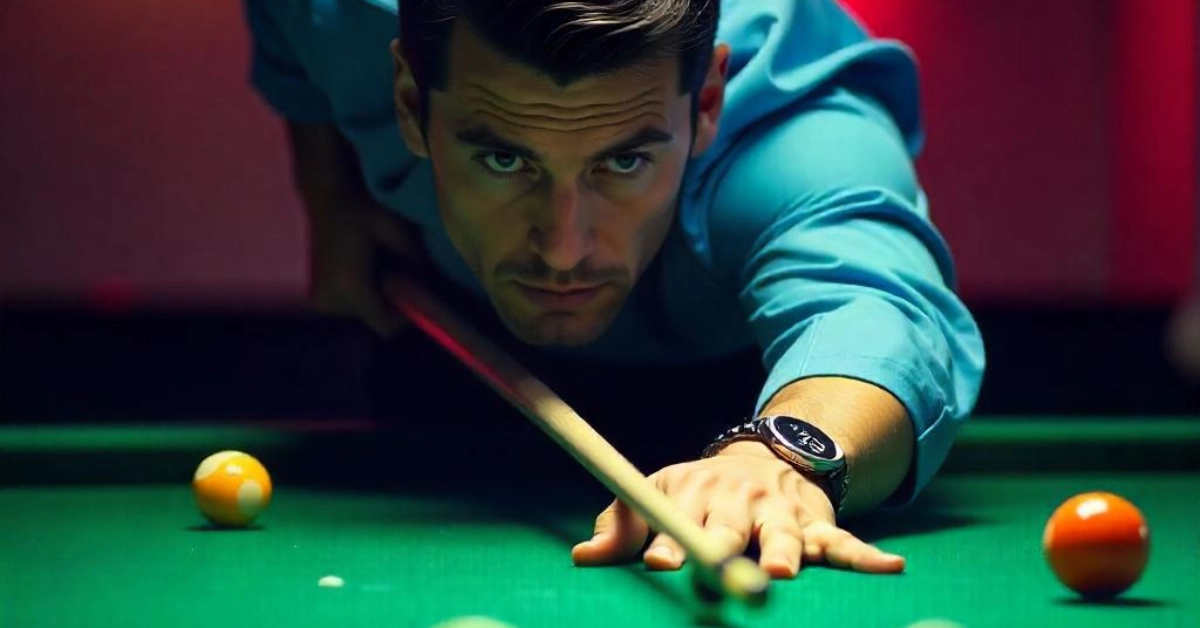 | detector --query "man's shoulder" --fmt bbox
[709,0,923,170]
[677,1,924,270]
[247,0,398,59]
